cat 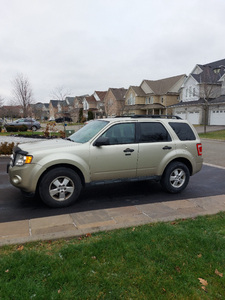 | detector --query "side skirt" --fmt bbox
[86,175,161,187]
